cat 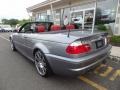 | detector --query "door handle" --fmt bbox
[24,37,28,38]
[23,36,28,38]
